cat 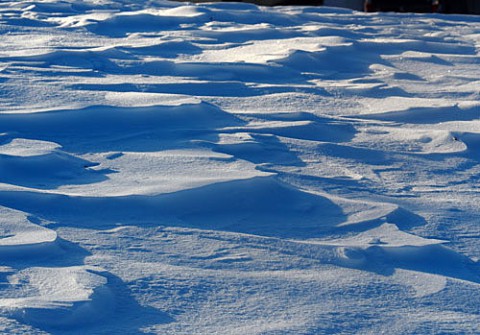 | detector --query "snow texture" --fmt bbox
[1,0,480,334]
